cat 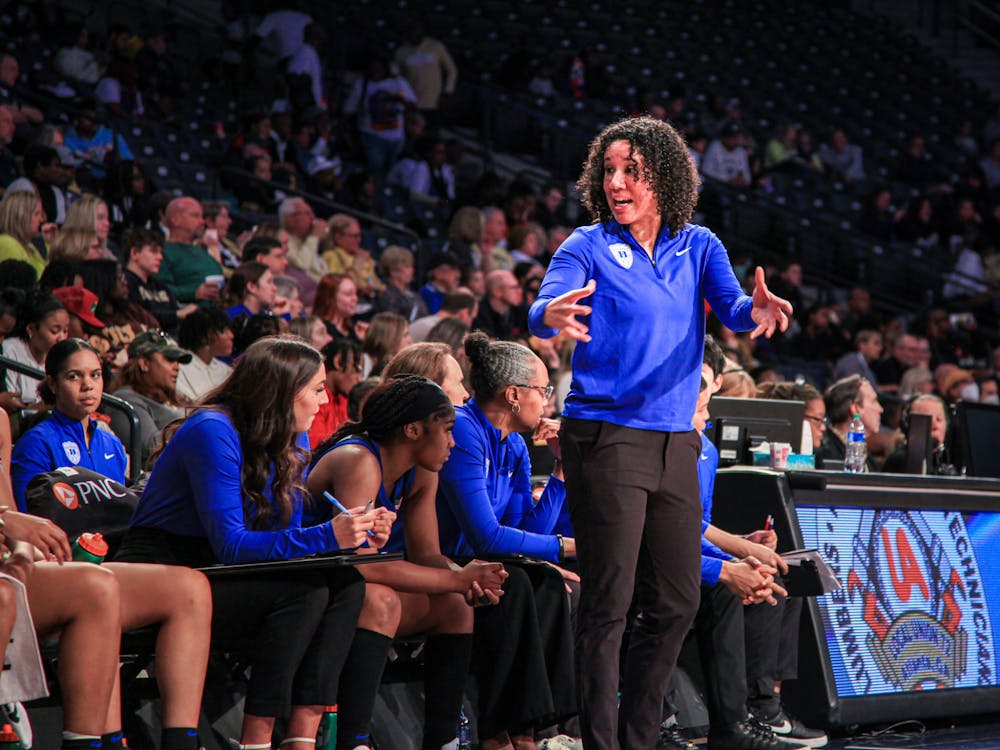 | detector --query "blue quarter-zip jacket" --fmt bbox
[437,399,565,562]
[11,410,128,511]
[698,432,730,585]
[129,409,340,564]
[528,221,754,431]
